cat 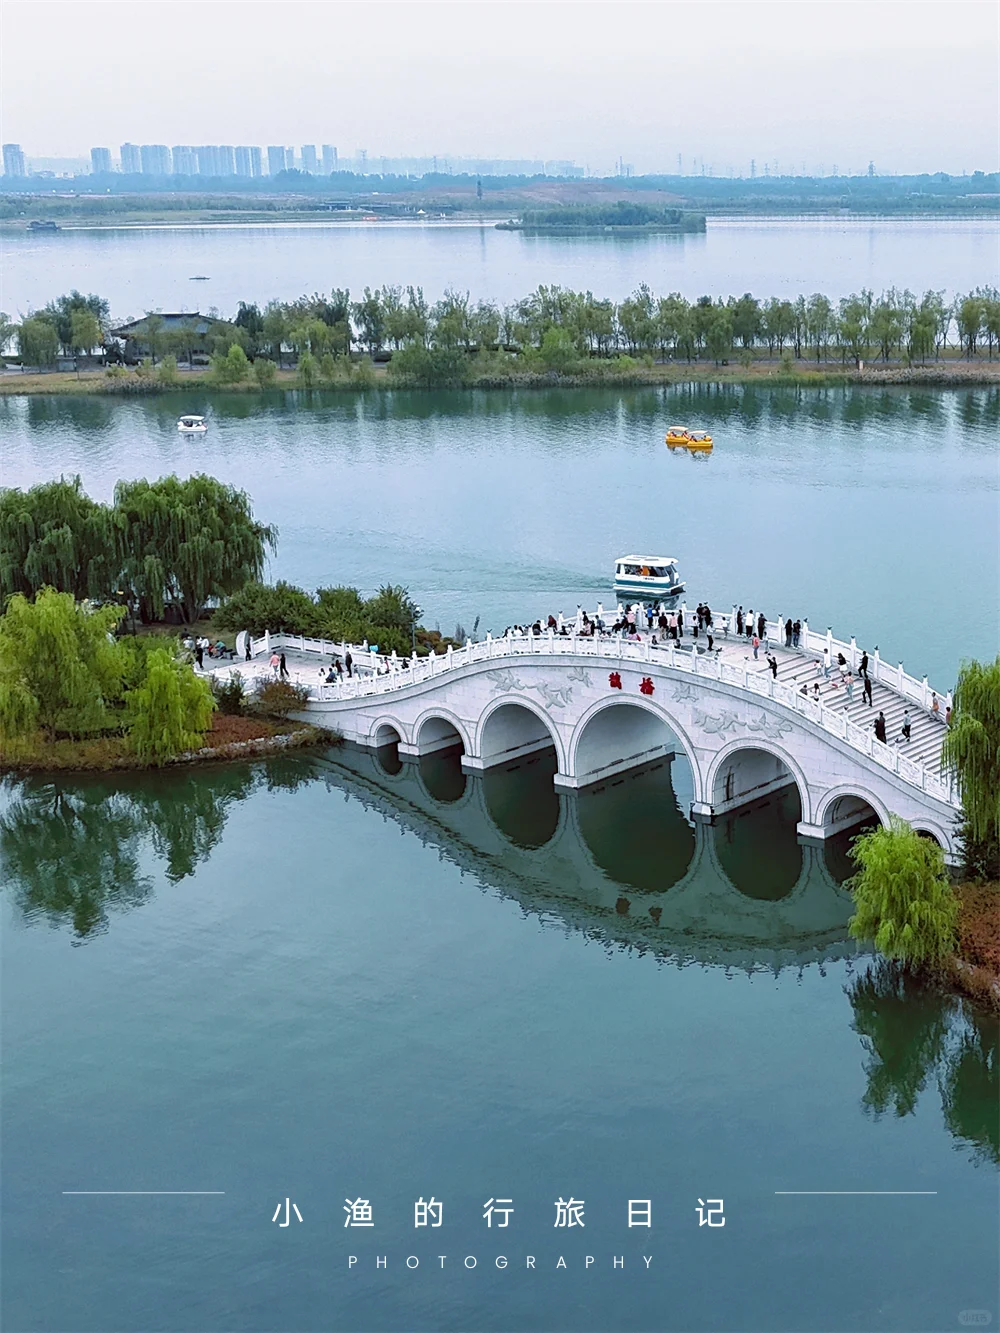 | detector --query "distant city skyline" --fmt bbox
[4,140,994,182]
[2,2,997,177]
